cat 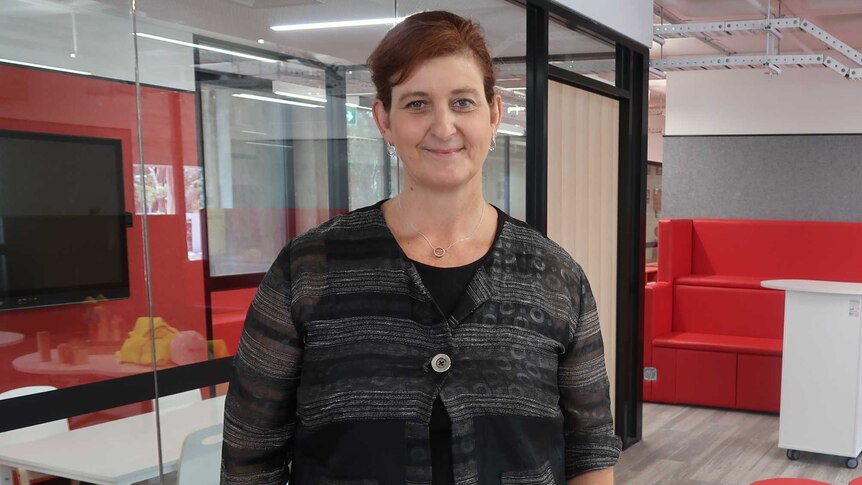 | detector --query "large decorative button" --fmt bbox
[431,353,451,373]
